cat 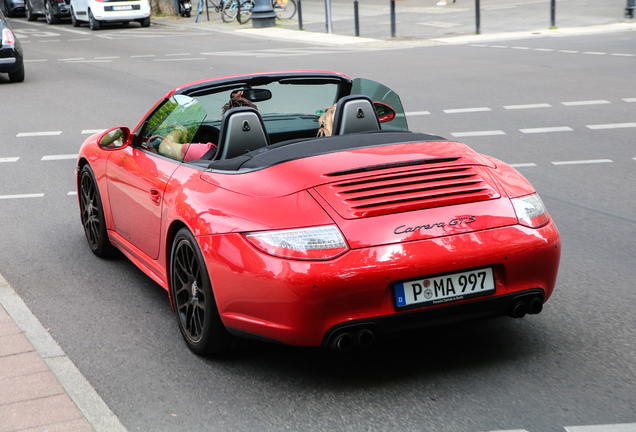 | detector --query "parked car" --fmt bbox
[1,0,25,17]
[76,71,561,356]
[69,0,150,30]
[0,9,24,82]
[25,0,70,23]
